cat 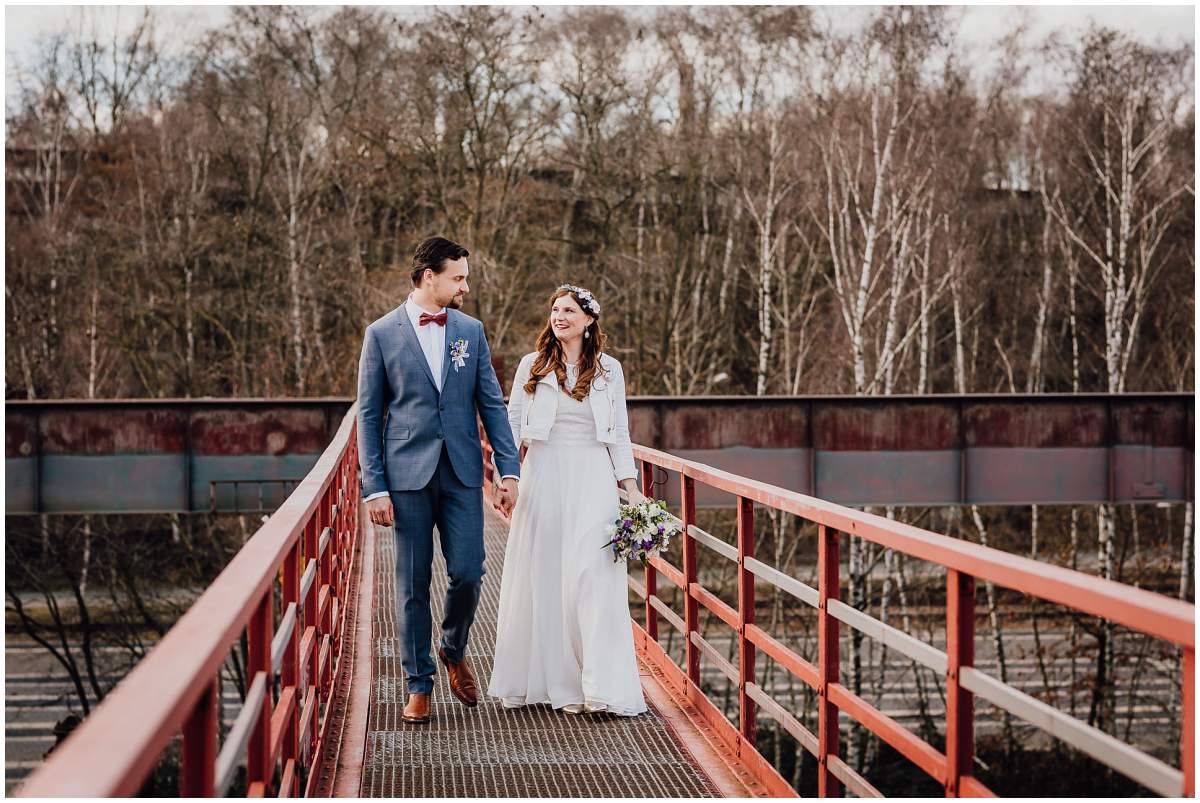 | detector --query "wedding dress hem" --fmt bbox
[495,694,647,717]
